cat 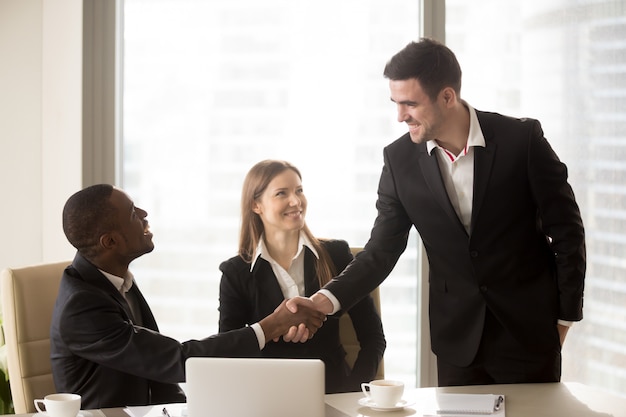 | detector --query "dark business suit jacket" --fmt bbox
[218,239,386,393]
[50,253,260,409]
[324,111,586,369]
